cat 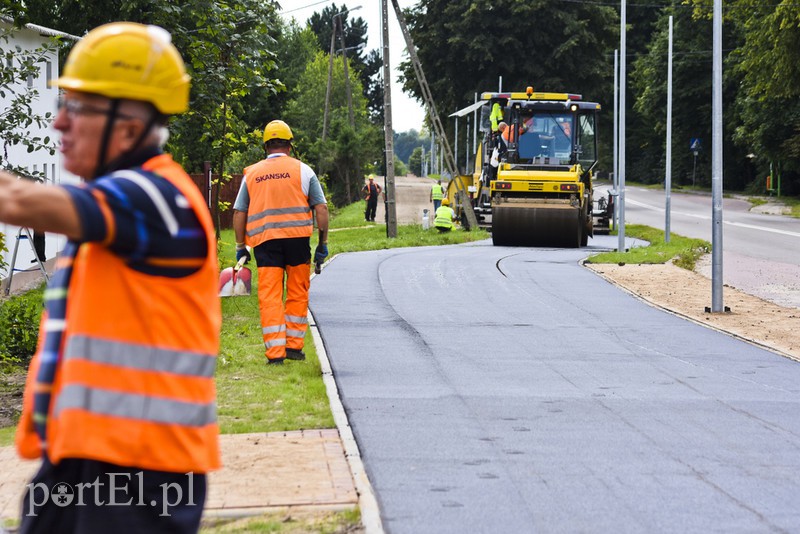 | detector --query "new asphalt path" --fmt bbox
[309,235,800,534]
